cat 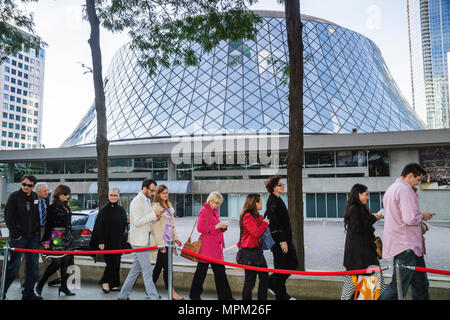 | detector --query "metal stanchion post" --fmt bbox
[167,240,173,300]
[1,244,10,301]
[395,260,403,300]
